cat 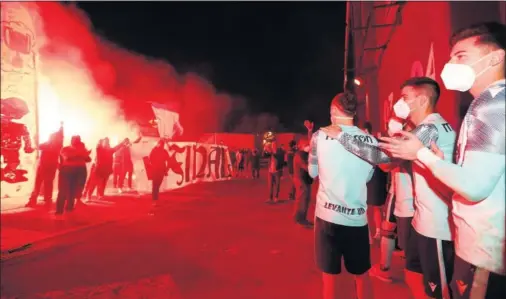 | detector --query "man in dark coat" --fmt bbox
[149,139,170,204]
[293,138,314,226]
[266,141,285,204]
[94,137,126,198]
[55,135,91,217]
[26,124,63,208]
[250,149,261,179]
[286,140,296,200]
